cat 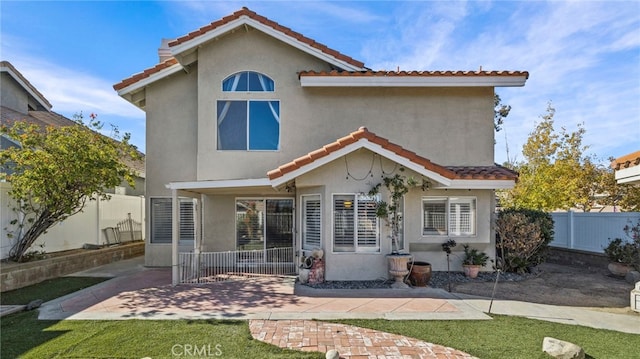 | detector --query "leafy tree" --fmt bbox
[574,157,640,212]
[494,94,511,132]
[499,104,589,211]
[0,113,140,262]
[498,103,640,211]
